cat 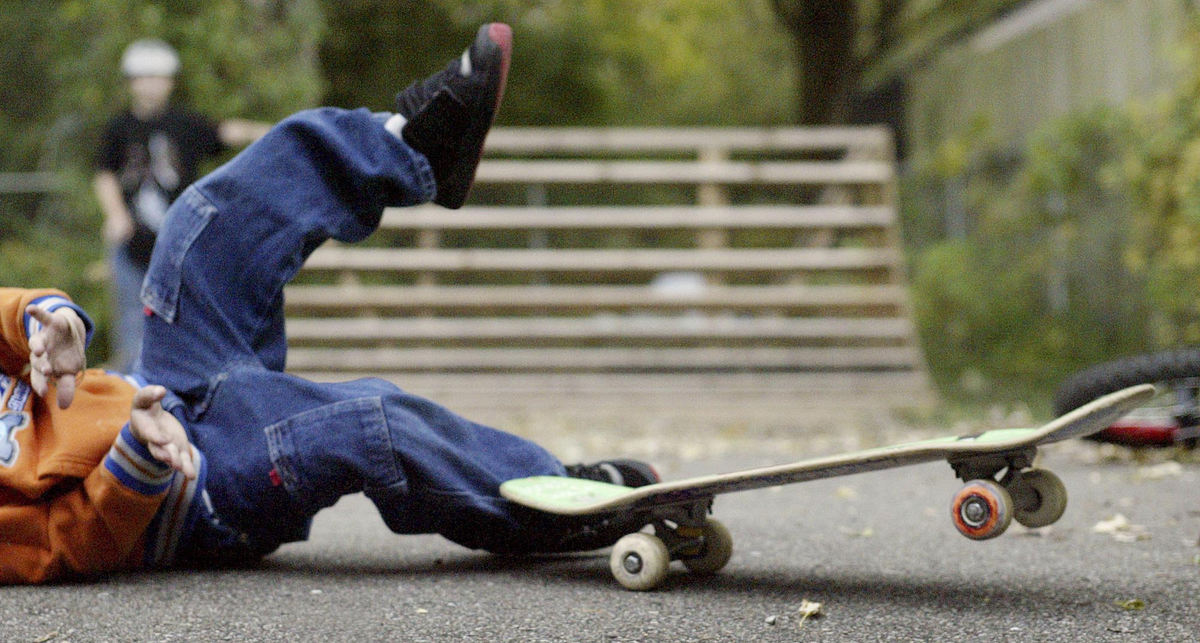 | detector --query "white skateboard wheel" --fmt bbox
[1009,468,1068,528]
[610,532,670,591]
[679,518,733,575]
